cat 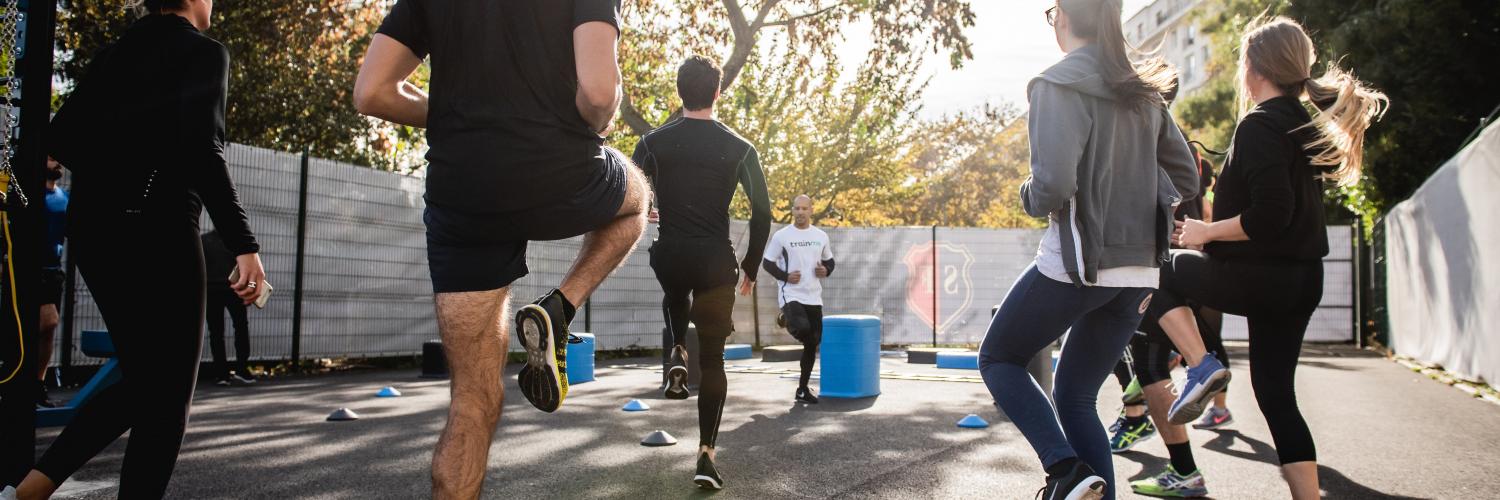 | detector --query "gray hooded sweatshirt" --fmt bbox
[1023,45,1200,287]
